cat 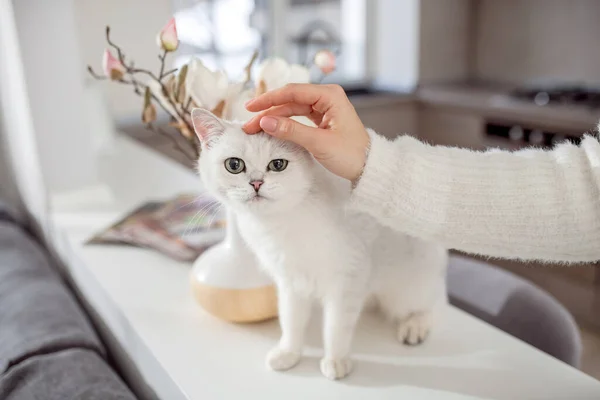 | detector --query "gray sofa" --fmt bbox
[0,204,138,400]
